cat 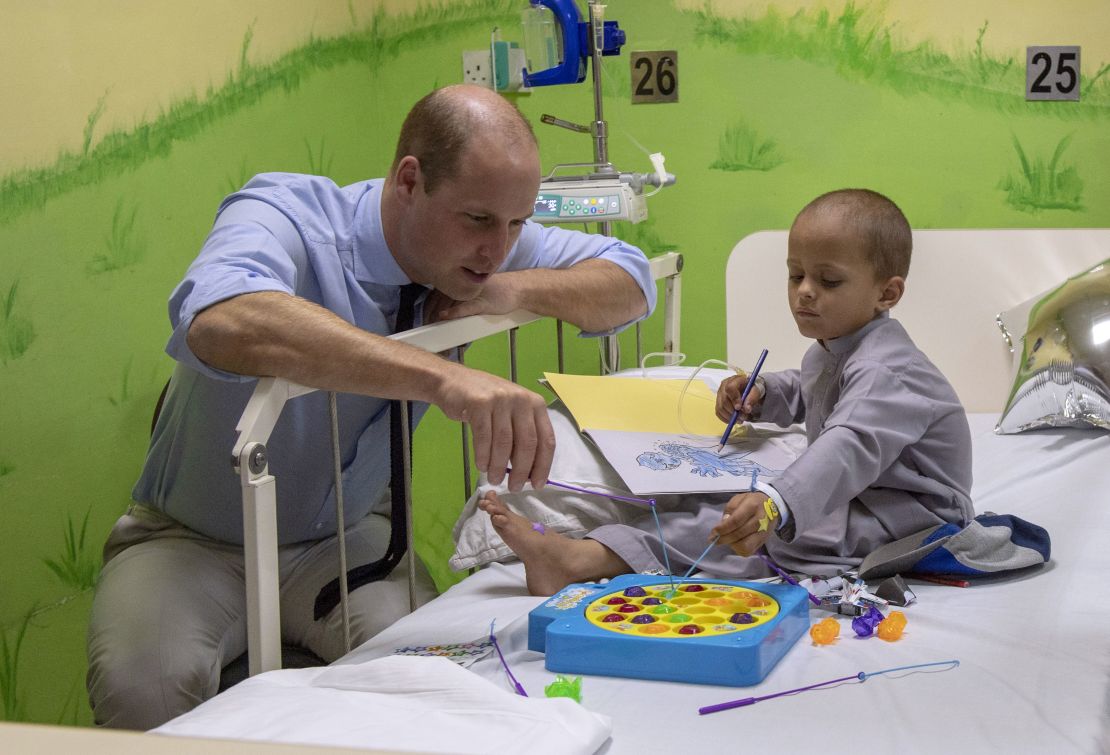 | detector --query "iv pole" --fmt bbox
[585,1,622,373]
[532,1,623,372]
